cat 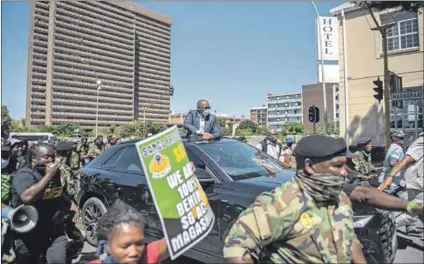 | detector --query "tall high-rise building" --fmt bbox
[26,1,172,128]
[267,92,302,131]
